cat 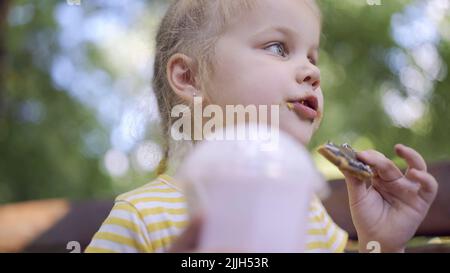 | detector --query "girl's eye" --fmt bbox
[265,42,288,57]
